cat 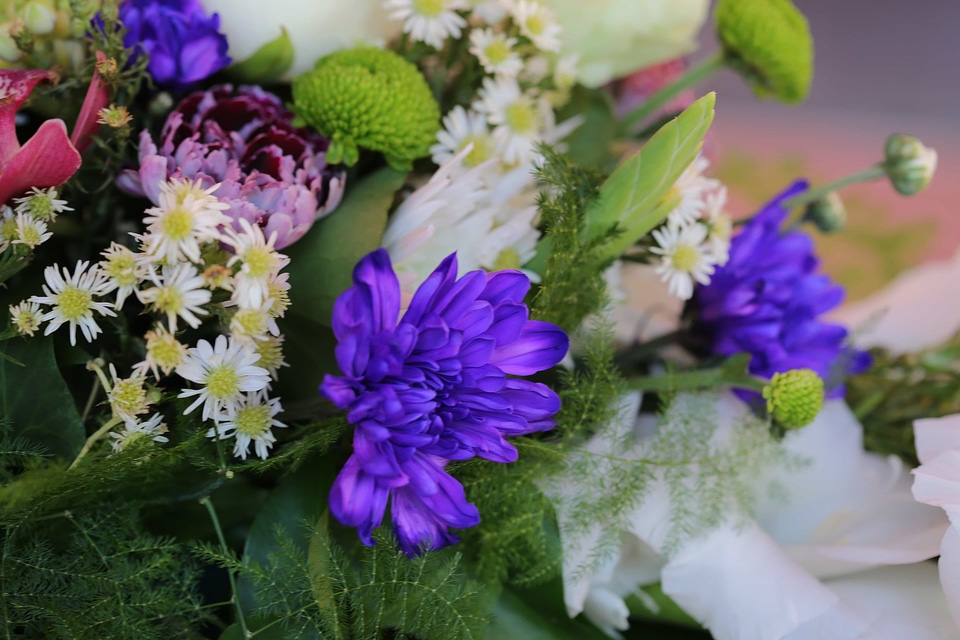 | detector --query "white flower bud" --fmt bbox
[22,1,57,36]
[0,24,21,62]
[884,133,938,196]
